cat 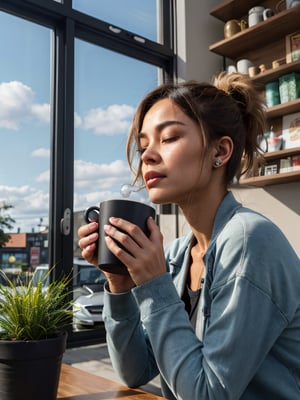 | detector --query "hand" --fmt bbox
[78,221,99,267]
[103,216,166,286]
[78,221,135,293]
